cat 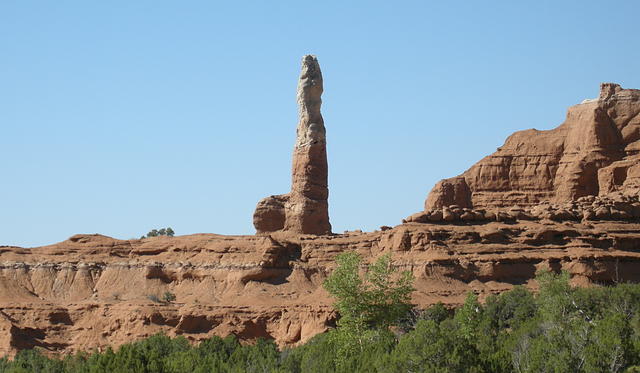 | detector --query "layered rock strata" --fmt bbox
[407,191,640,224]
[3,218,640,357]
[425,83,640,210]
[253,55,331,235]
